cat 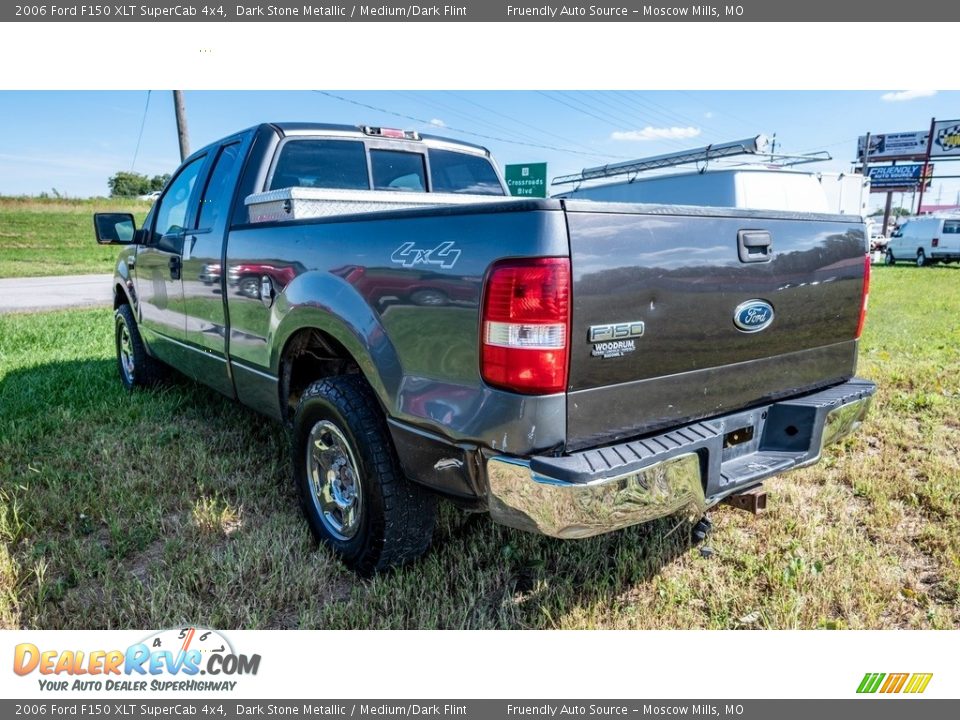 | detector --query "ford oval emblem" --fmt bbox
[733,299,774,333]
